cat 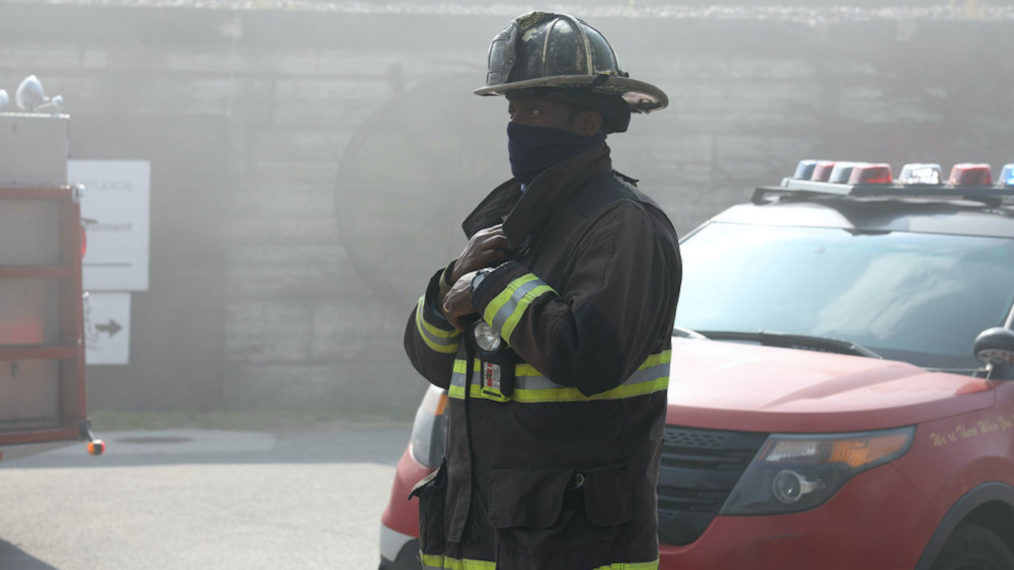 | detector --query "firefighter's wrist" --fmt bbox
[423,267,455,329]
[437,260,456,302]
[469,260,523,313]
[443,271,478,331]
[471,268,493,295]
